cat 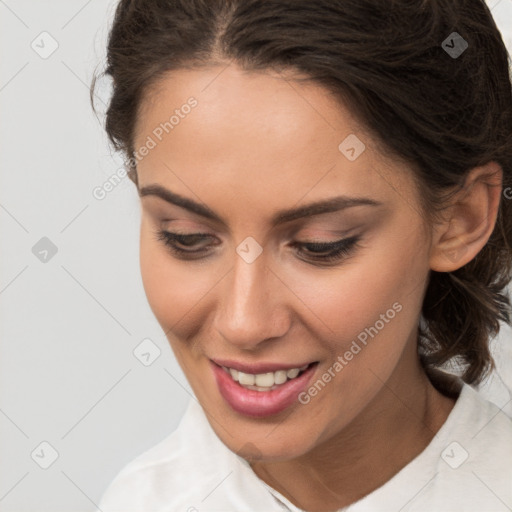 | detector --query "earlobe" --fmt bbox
[429,161,503,272]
